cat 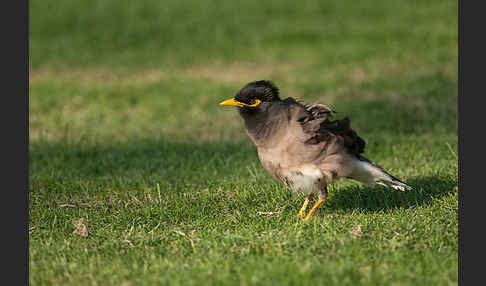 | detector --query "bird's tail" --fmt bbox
[351,155,412,191]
